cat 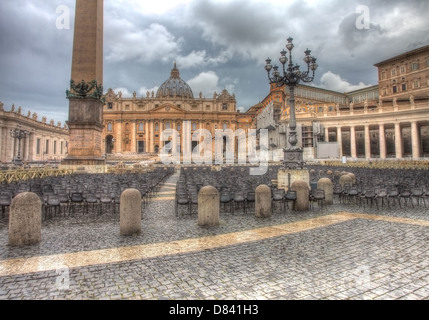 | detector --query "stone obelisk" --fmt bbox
[61,0,106,173]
